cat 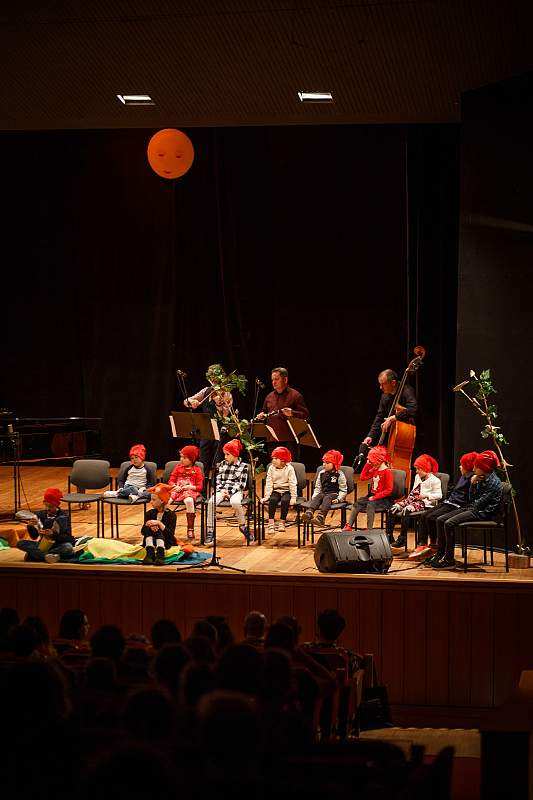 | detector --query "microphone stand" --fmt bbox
[176,370,201,443]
